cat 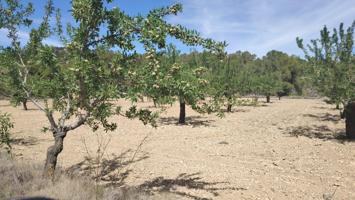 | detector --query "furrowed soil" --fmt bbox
[1,98,355,200]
